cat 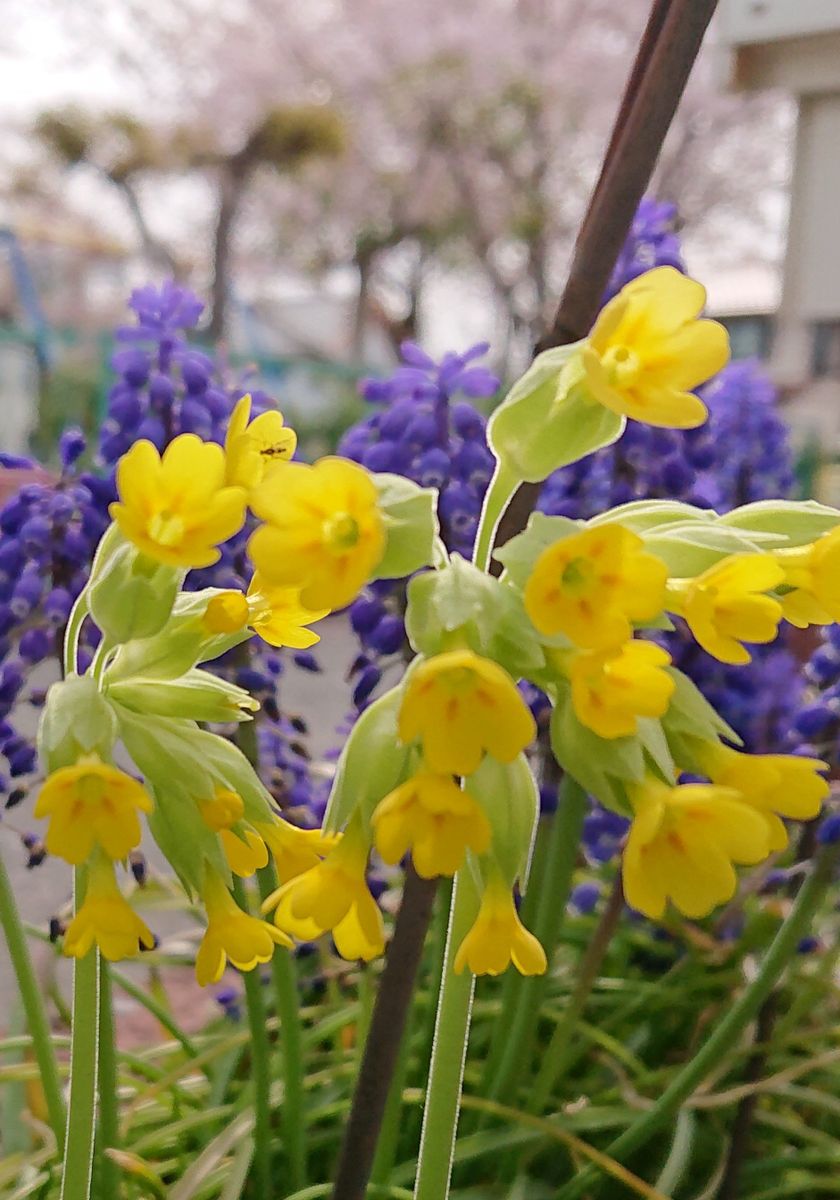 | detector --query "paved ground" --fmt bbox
[0,614,357,1031]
